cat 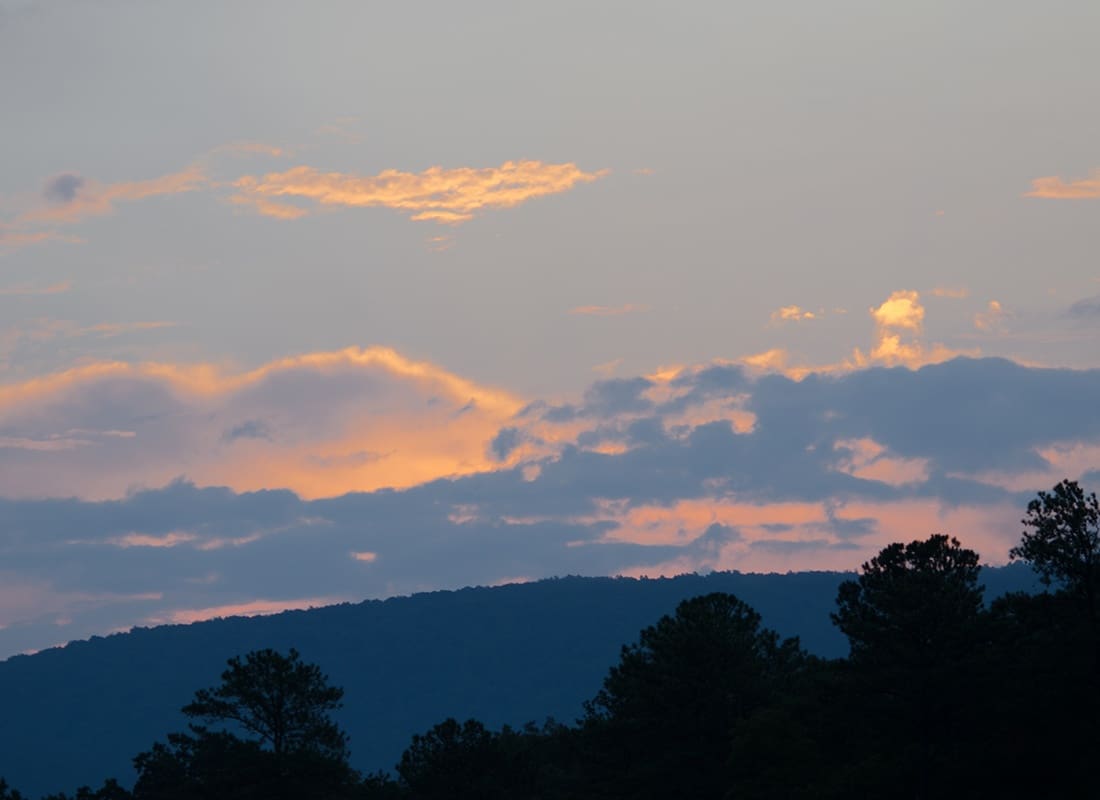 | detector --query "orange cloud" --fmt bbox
[0,281,72,297]
[949,442,1100,494]
[833,438,929,487]
[855,290,973,369]
[210,141,289,159]
[597,495,1021,577]
[974,300,1010,332]
[23,166,206,226]
[1025,169,1100,199]
[146,597,347,626]
[232,160,608,224]
[0,230,80,249]
[0,346,525,500]
[870,290,923,331]
[569,304,648,316]
[929,286,969,299]
[0,166,206,252]
[770,305,817,323]
[107,532,198,548]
